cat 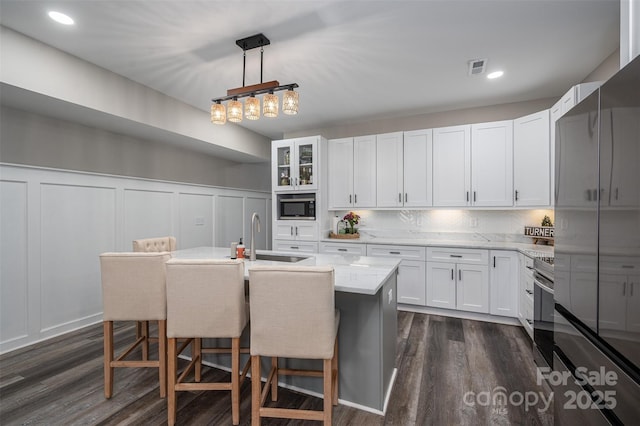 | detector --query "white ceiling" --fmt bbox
[0,0,620,141]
